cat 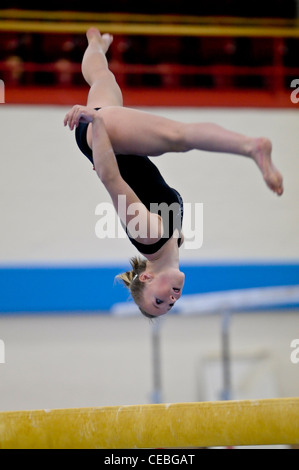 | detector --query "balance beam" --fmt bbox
[1,398,299,449]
